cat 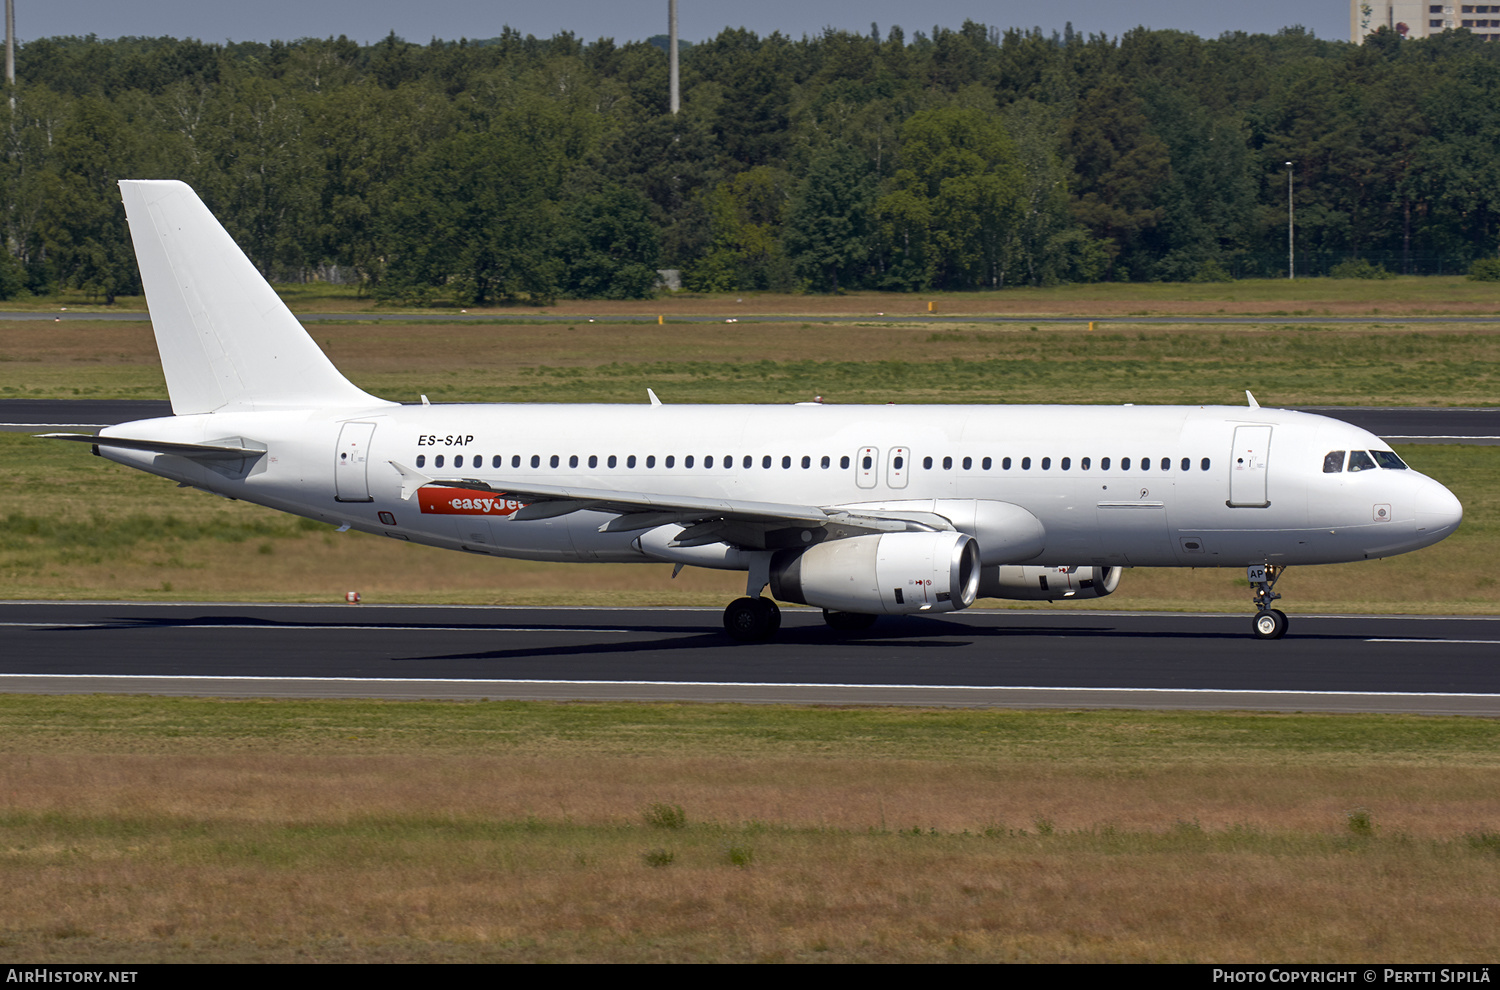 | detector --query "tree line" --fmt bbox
[3,22,1499,304]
